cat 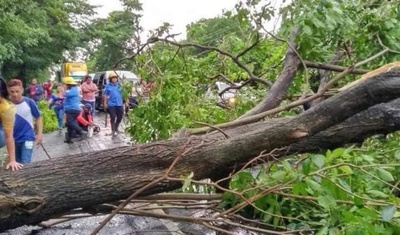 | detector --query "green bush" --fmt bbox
[37,100,58,133]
